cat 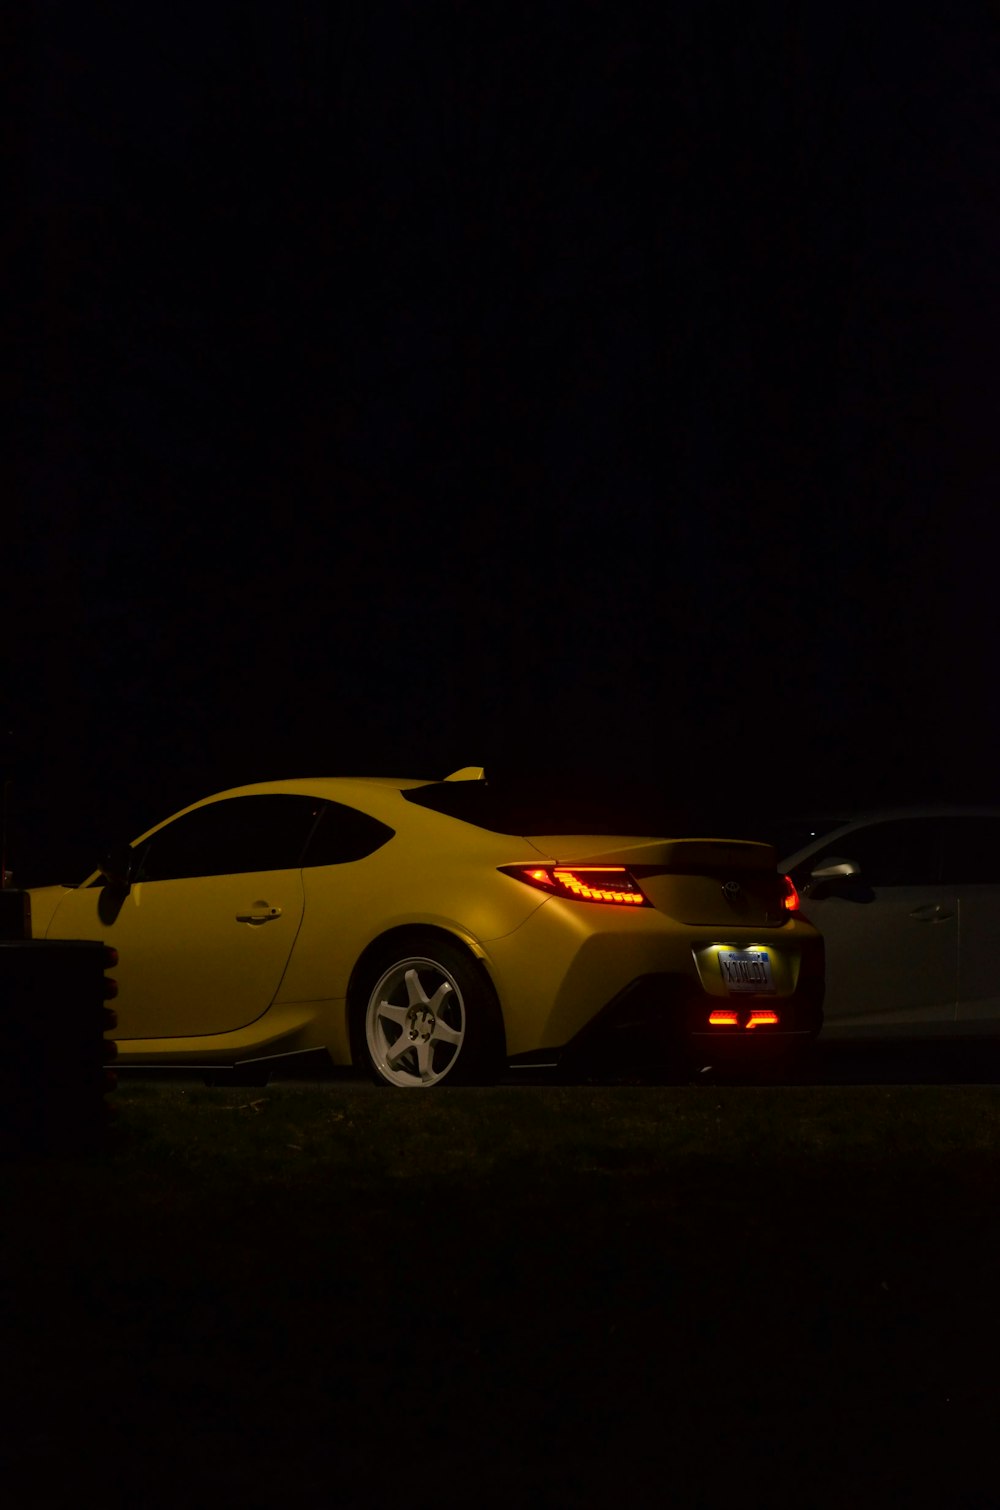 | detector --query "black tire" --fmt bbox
[355,932,504,1088]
